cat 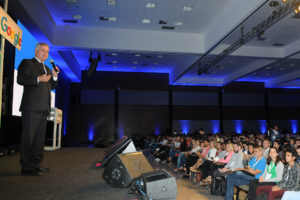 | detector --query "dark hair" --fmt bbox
[285,148,299,159]
[267,147,281,166]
